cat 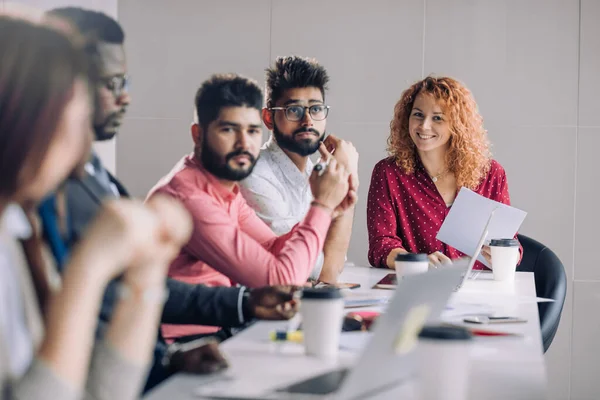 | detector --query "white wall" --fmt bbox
[4,0,118,173]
